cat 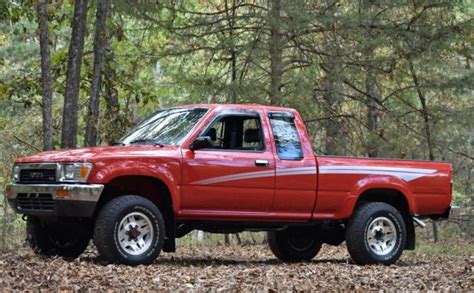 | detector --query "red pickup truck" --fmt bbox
[6,104,458,265]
